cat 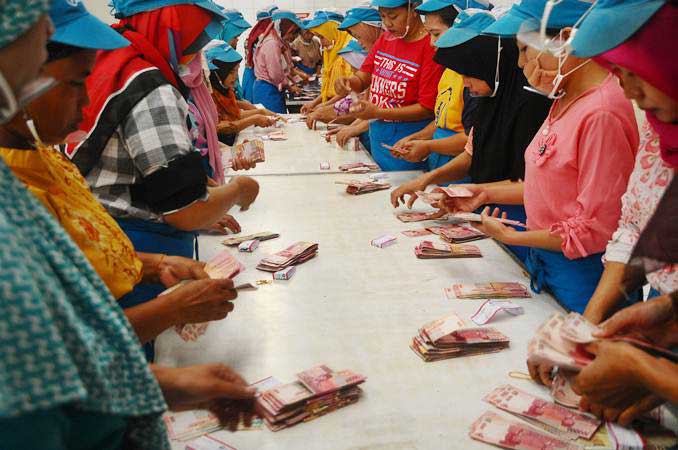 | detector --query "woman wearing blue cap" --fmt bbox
[442,3,639,315]
[334,0,445,171]
[389,0,478,172]
[207,45,277,145]
[252,10,304,113]
[243,5,279,103]
[291,27,322,76]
